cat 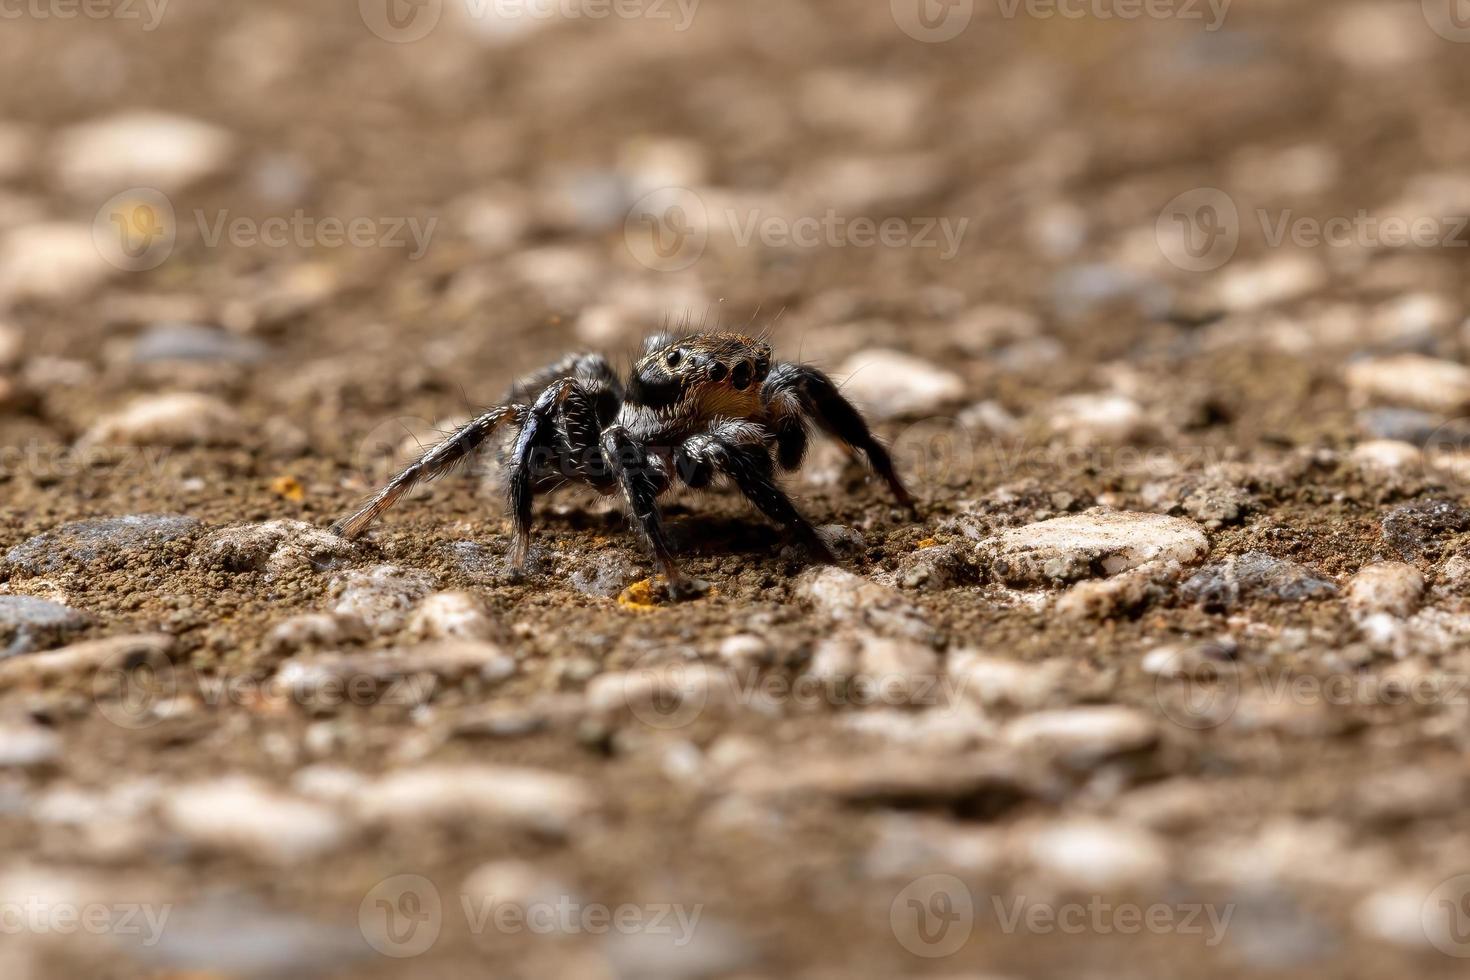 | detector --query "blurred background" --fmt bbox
[3,0,1470,978]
